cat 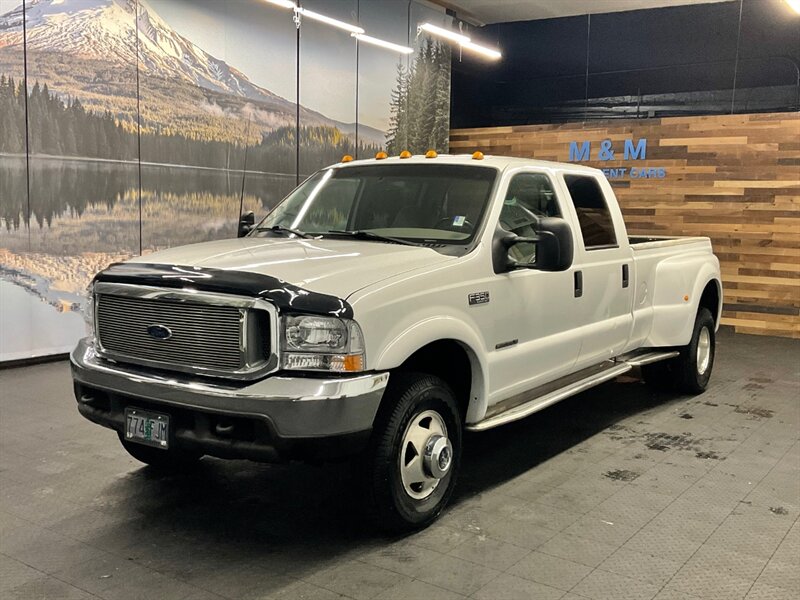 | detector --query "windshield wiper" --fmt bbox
[255,225,317,239]
[327,230,423,247]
